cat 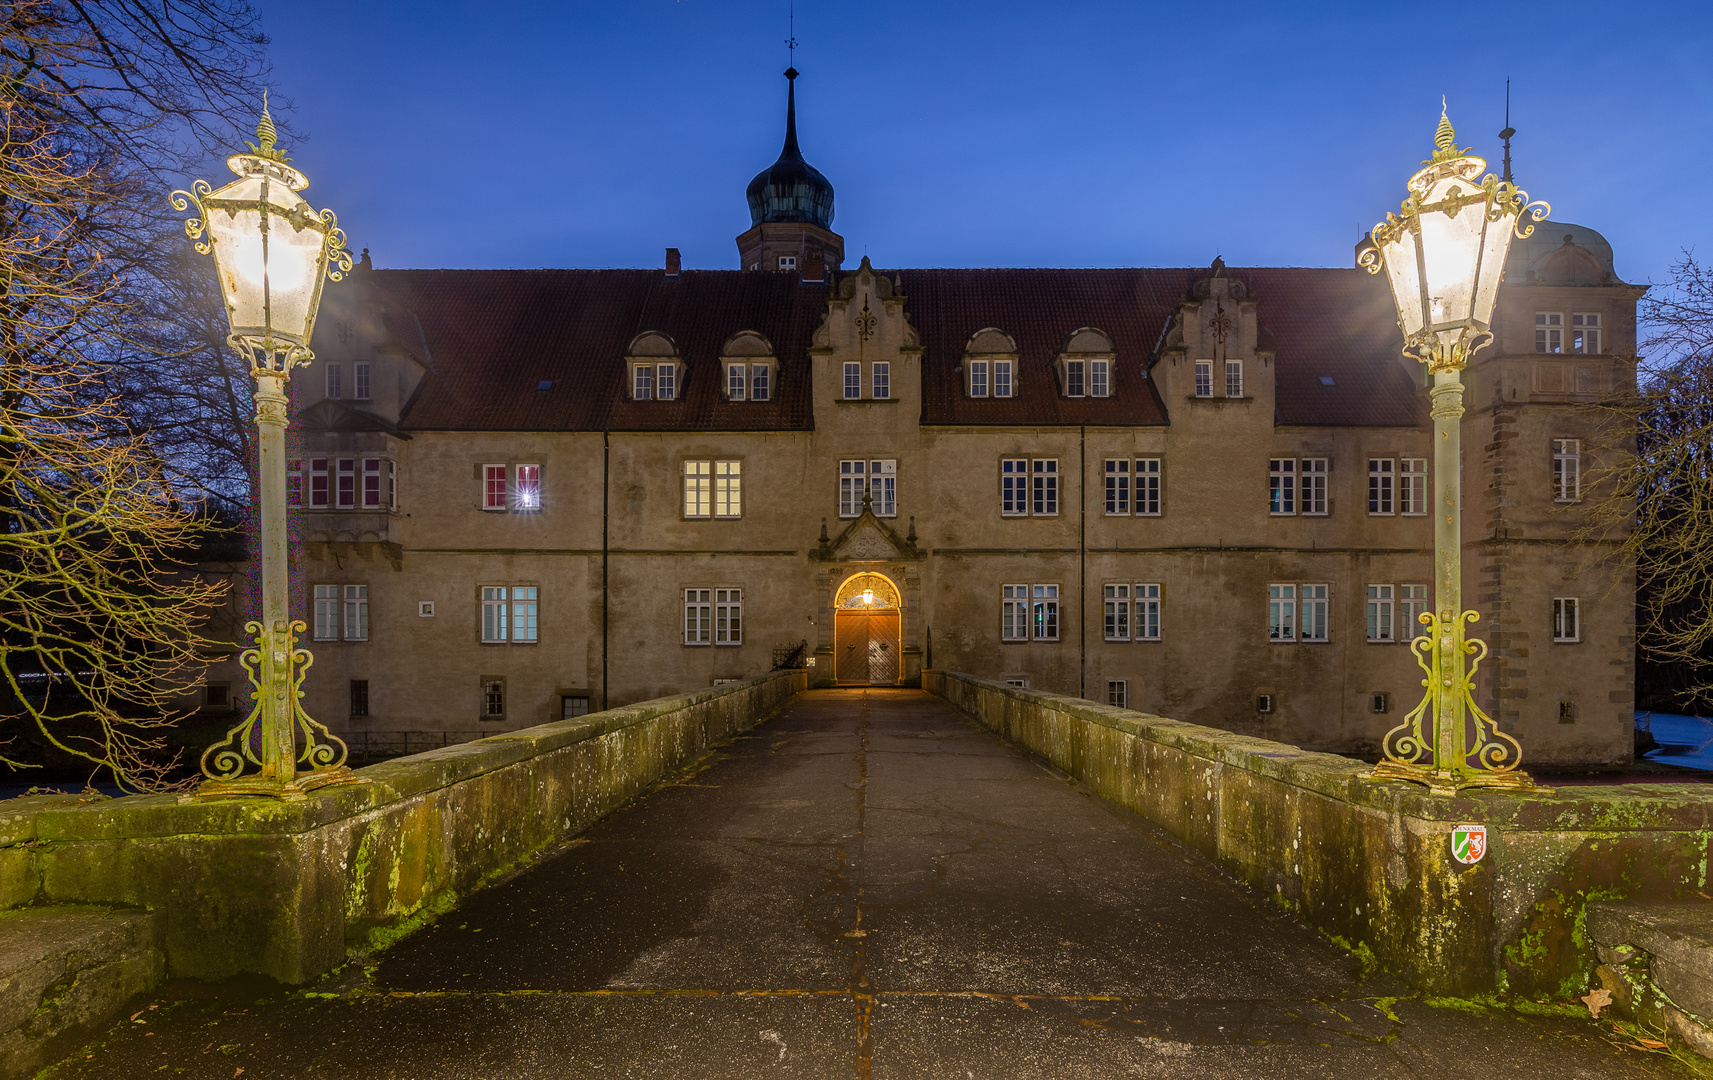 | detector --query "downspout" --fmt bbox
[602,430,610,710]
[1079,423,1086,701]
